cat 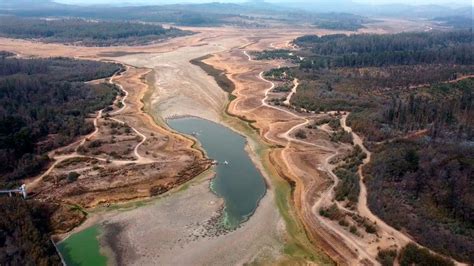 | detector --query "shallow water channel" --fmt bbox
[58,117,266,265]
[168,117,267,228]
